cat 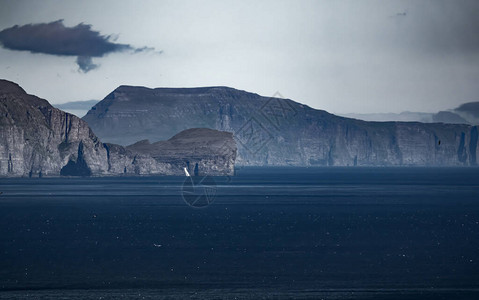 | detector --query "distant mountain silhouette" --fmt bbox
[341,100,479,126]
[455,102,479,123]
[53,100,99,117]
